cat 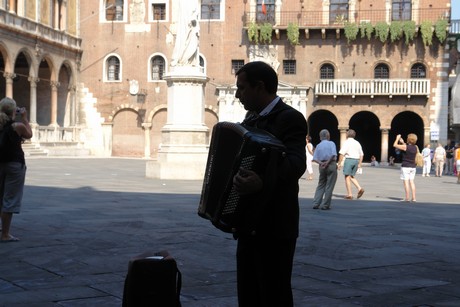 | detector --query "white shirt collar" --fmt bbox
[259,96,280,116]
